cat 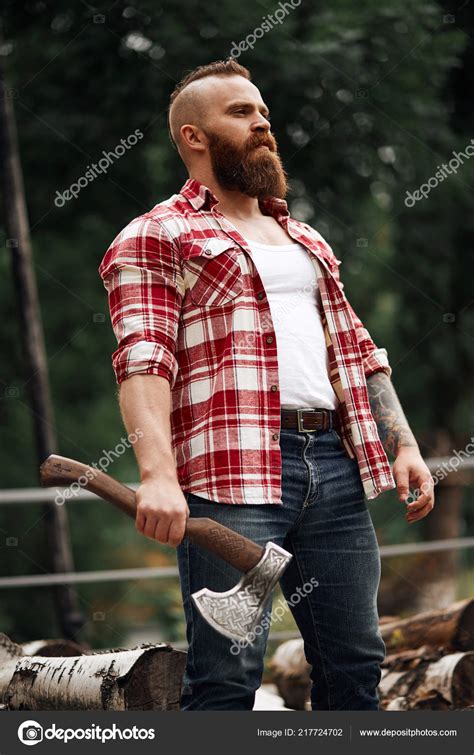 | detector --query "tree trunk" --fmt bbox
[0,633,186,710]
[0,32,84,640]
